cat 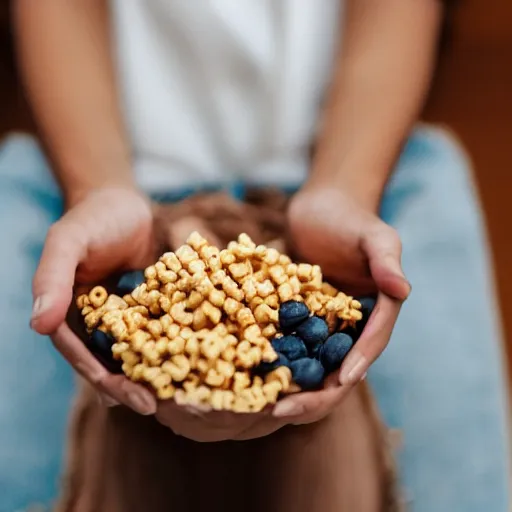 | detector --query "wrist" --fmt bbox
[63,179,141,210]
[304,168,385,215]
